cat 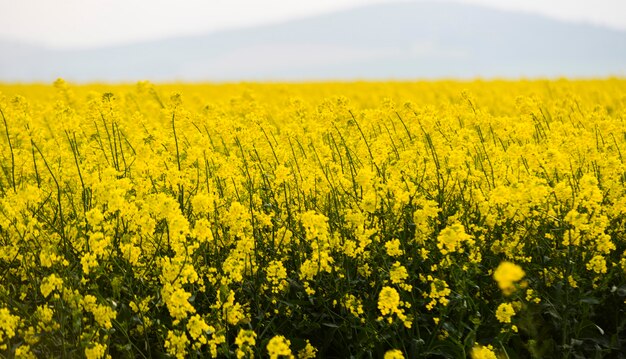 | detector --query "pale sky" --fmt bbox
[0,0,624,49]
